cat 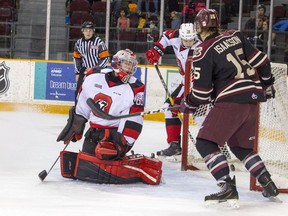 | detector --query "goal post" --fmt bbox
[181,62,288,193]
